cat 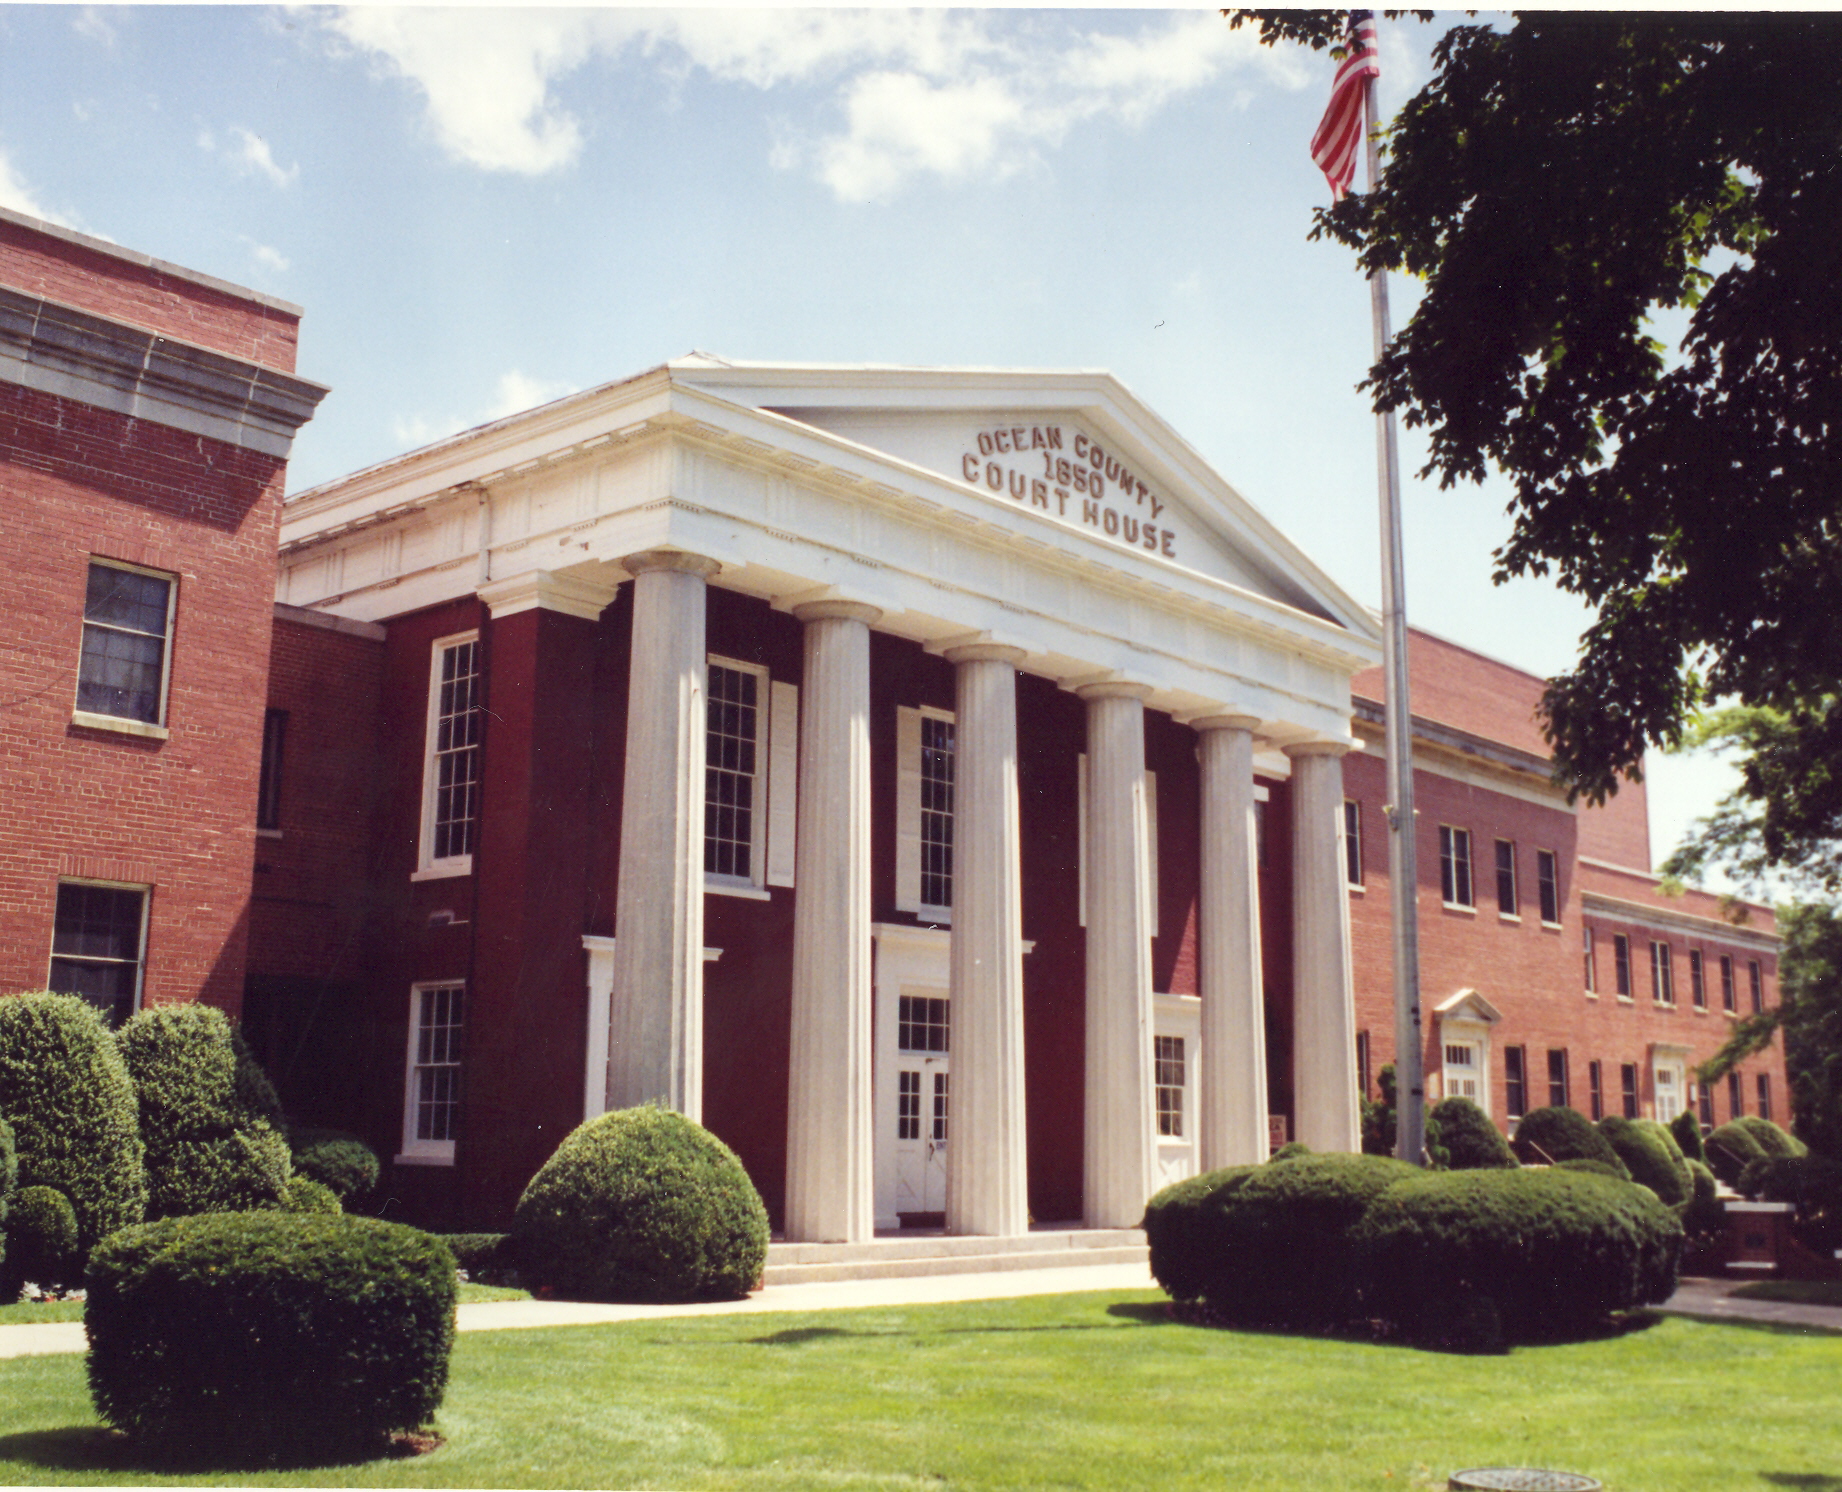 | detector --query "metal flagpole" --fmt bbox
[1362,67,1426,1166]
